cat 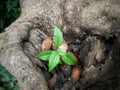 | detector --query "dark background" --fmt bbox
[0,0,20,33]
